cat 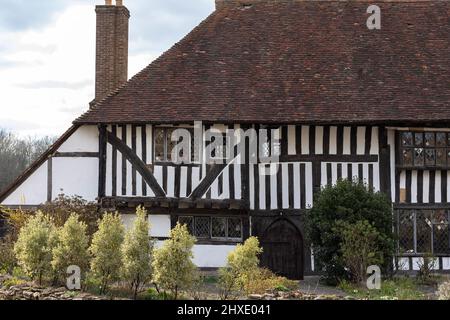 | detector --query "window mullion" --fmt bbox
[225,218,229,240]
[431,213,435,254]
[413,210,418,253]
[209,217,212,240]
[448,211,450,253]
